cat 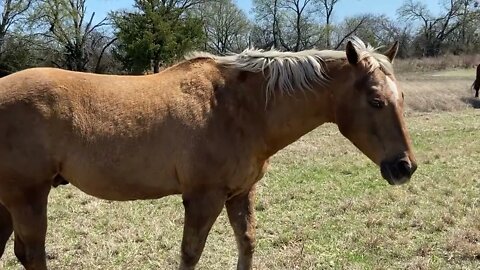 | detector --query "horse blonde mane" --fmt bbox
[186,37,394,98]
